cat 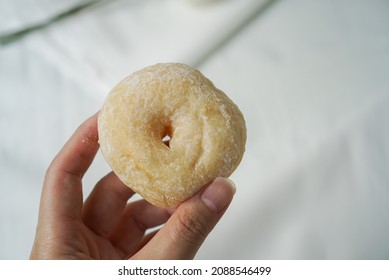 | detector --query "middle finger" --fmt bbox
[82,171,134,236]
